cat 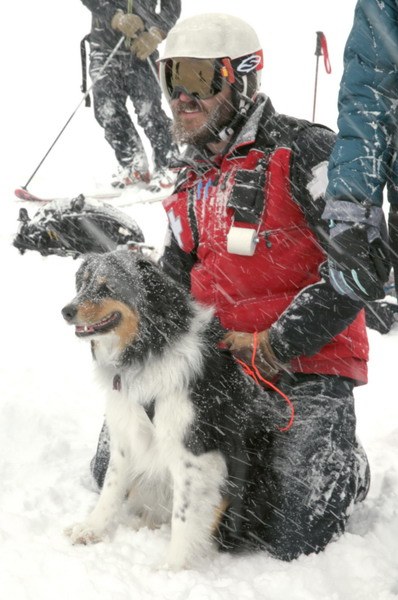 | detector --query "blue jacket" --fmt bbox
[326,0,398,210]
